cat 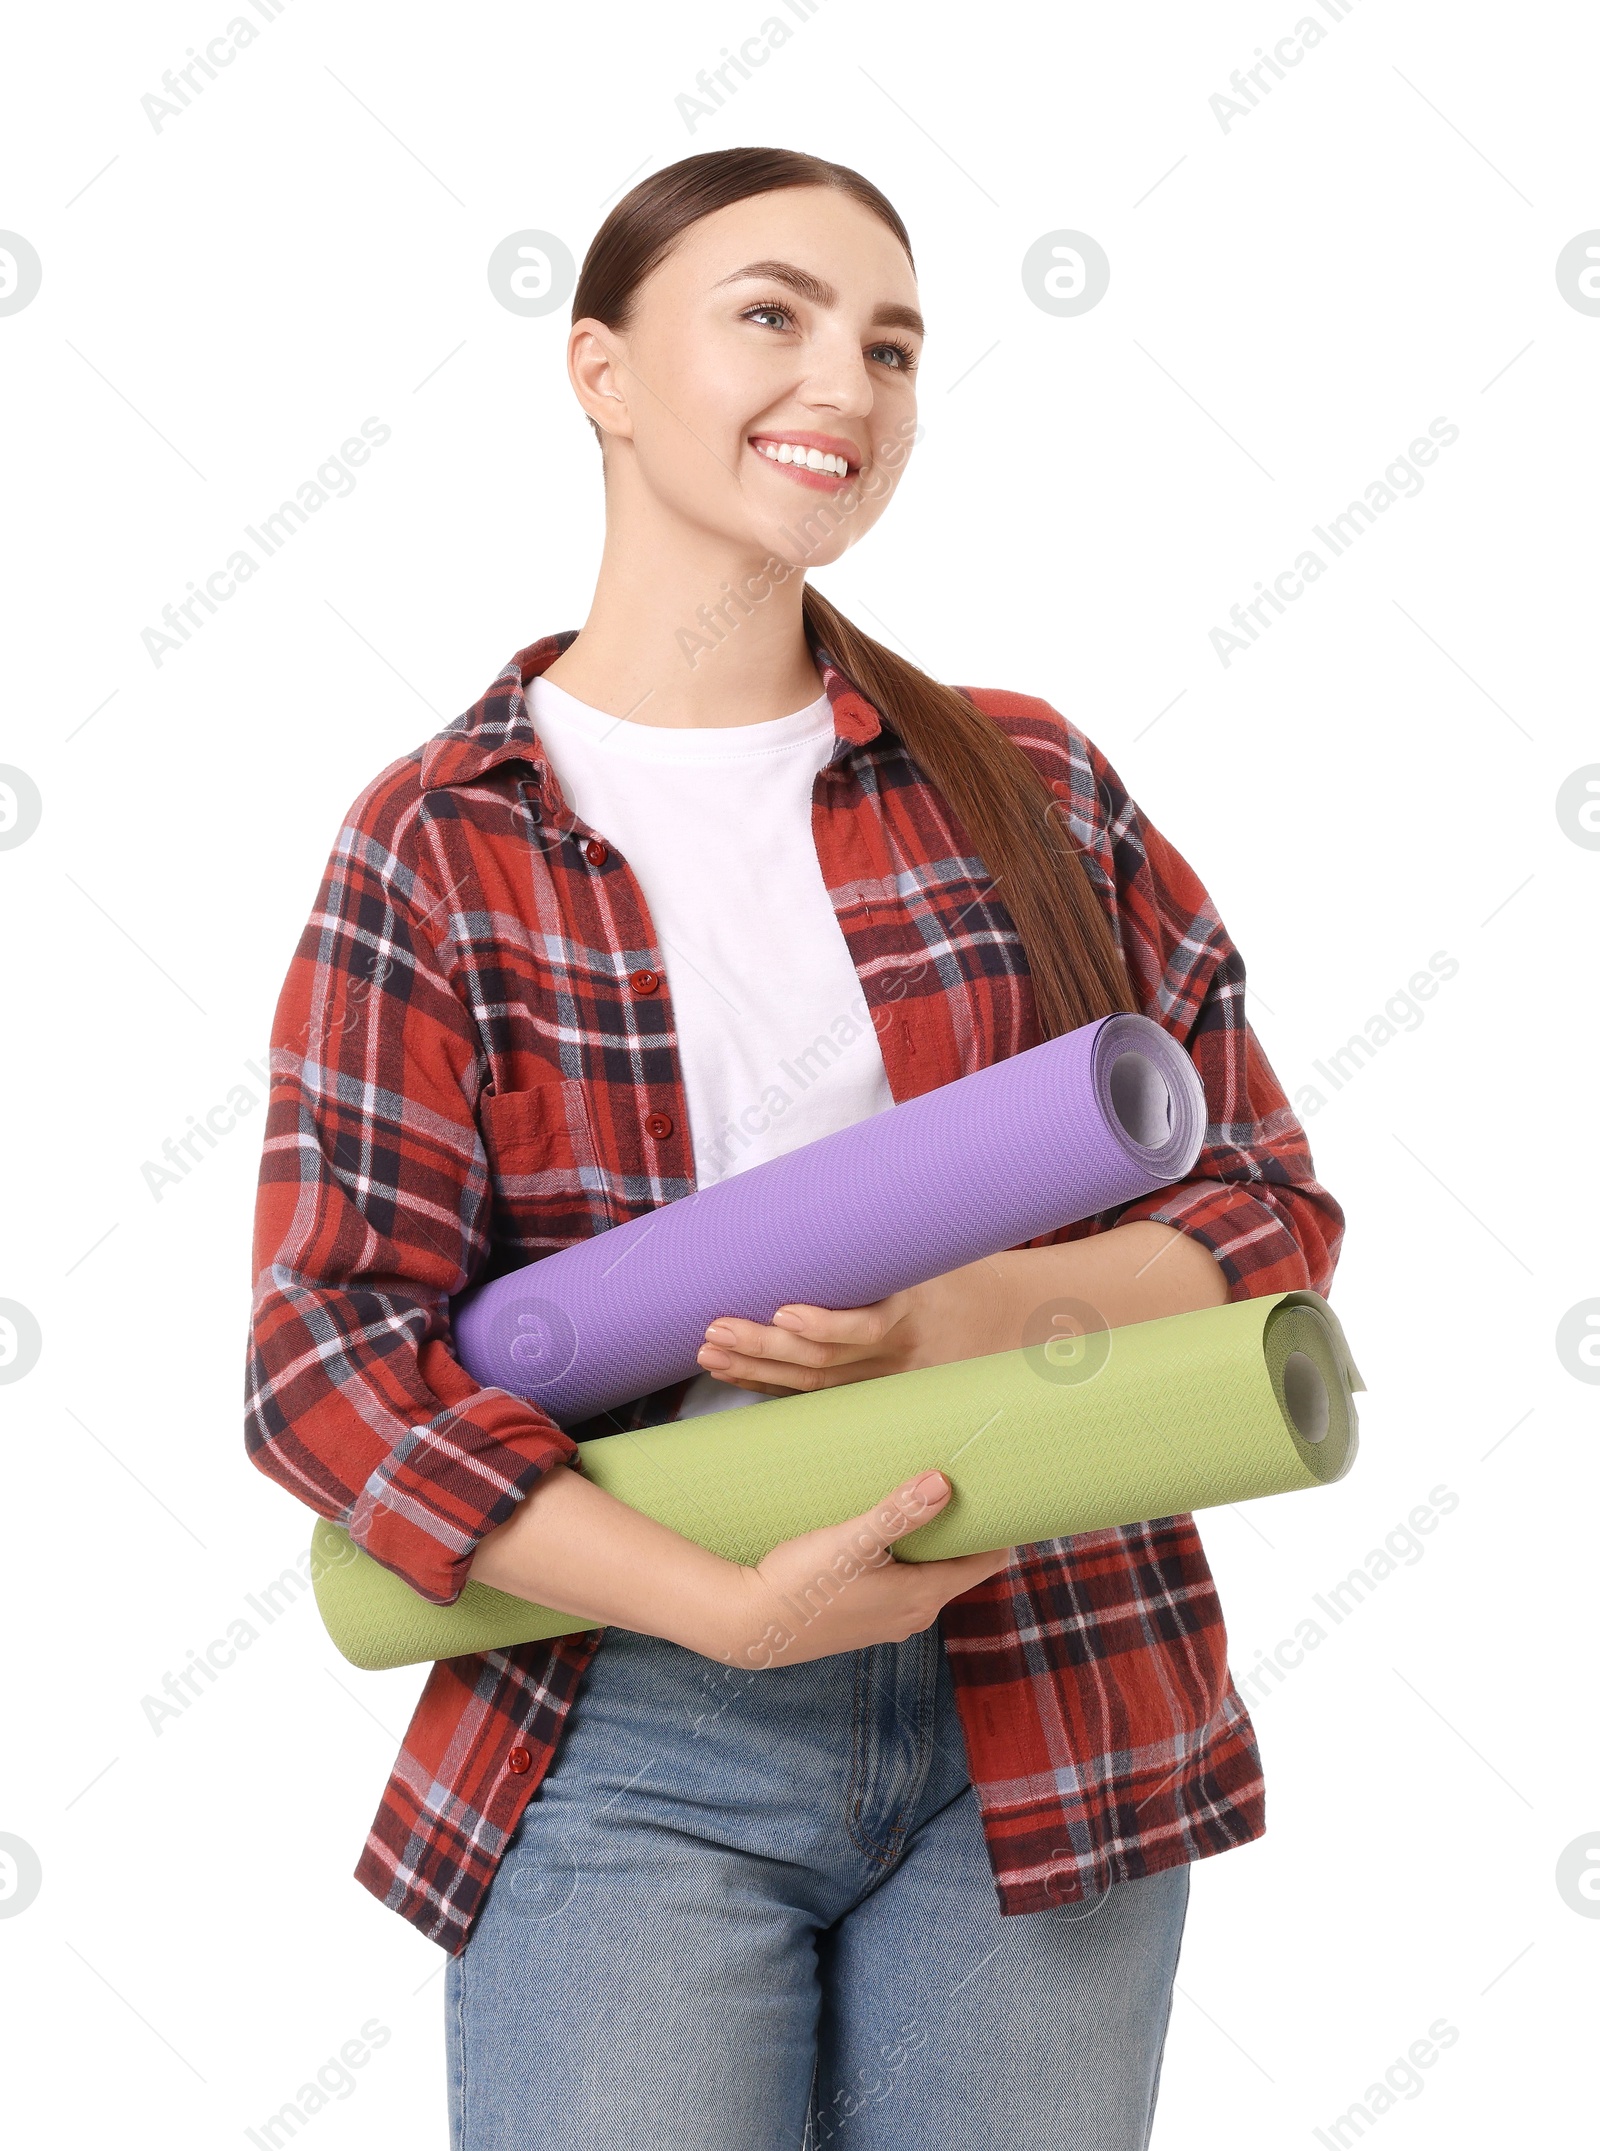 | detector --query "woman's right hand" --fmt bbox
[694,1470,1015,1671]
